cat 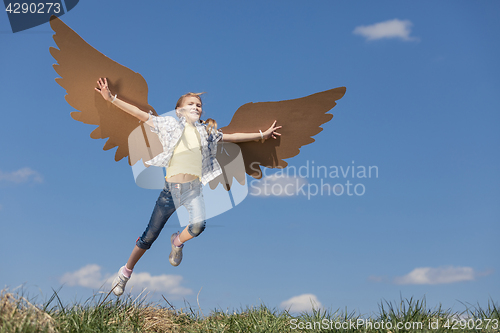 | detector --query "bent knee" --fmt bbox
[188,221,206,237]
[136,236,153,250]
